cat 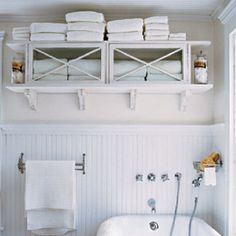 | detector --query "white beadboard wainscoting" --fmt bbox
[0,124,225,236]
